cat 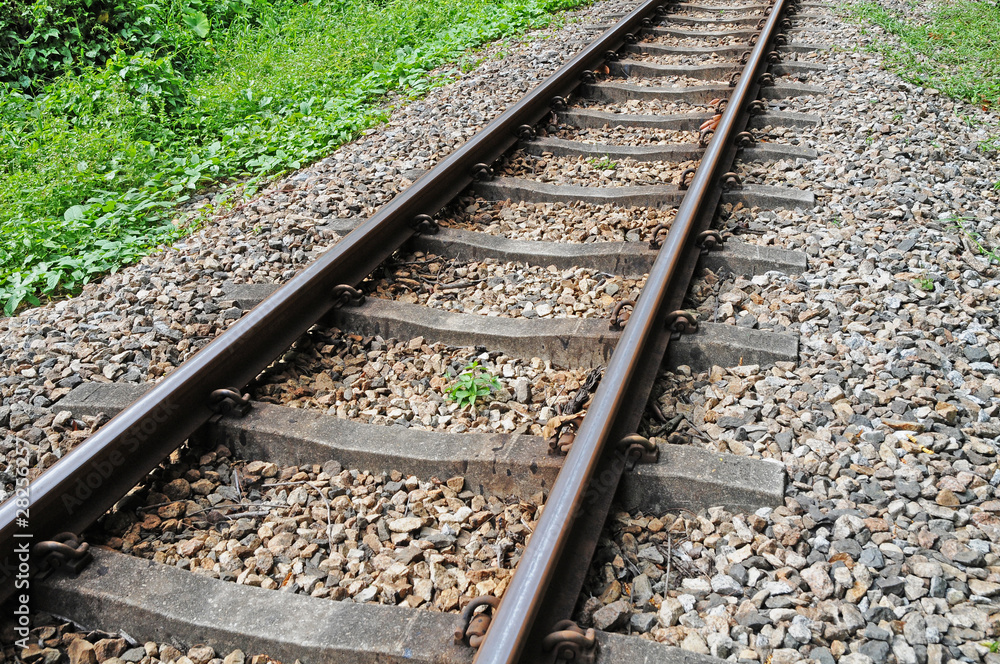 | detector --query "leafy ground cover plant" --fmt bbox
[0,0,588,315]
[446,360,501,410]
